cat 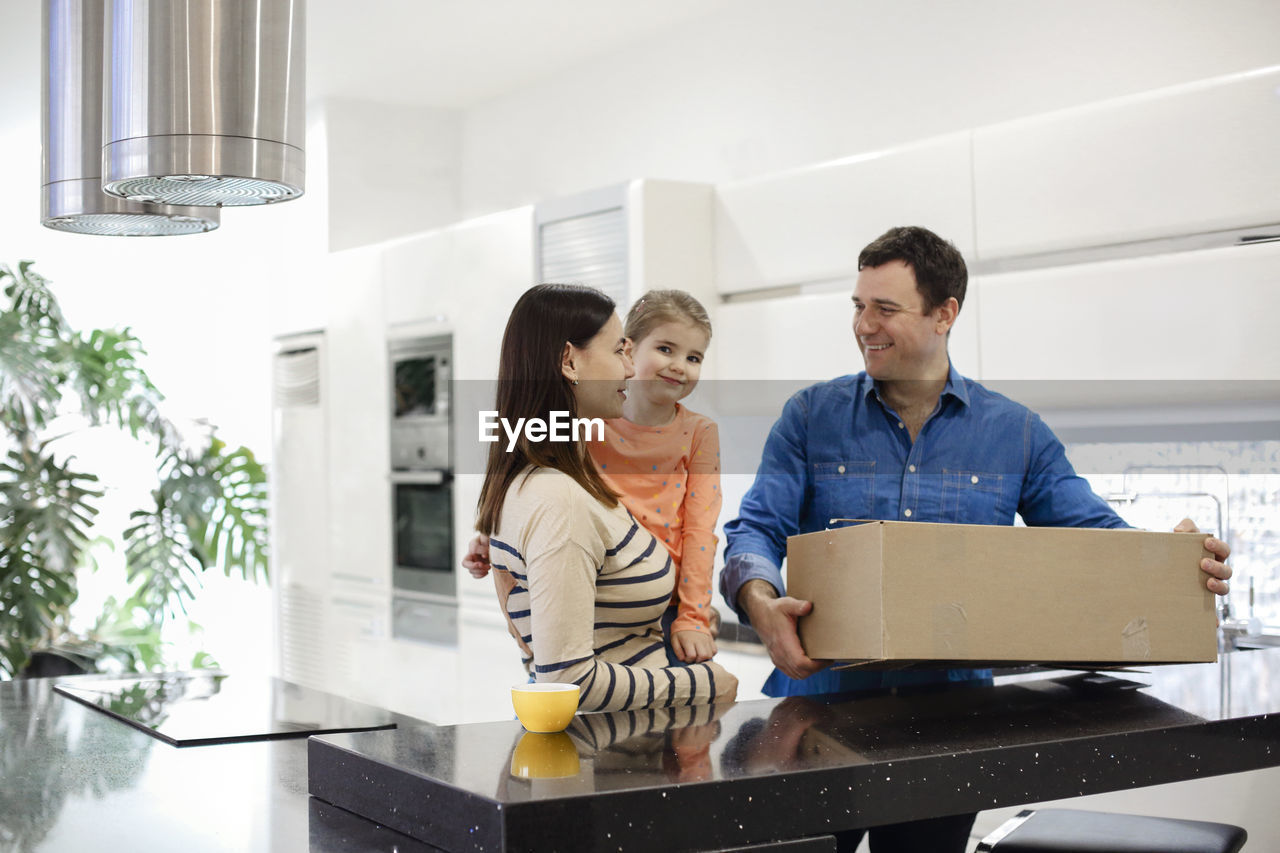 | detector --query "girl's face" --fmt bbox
[629,319,709,408]
[564,313,635,420]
